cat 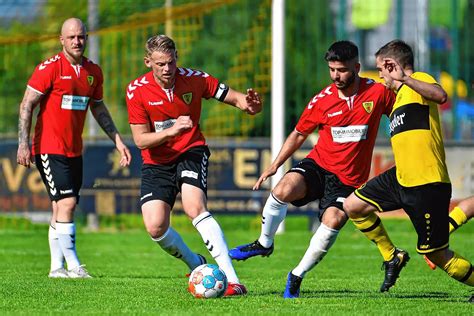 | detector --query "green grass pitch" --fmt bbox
[0,215,472,315]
